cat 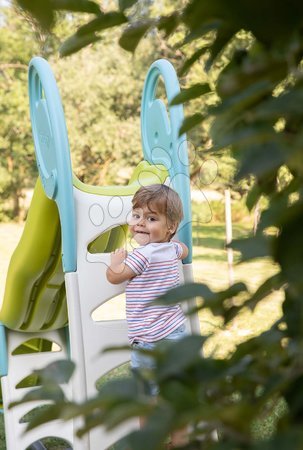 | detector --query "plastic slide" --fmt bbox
[0,178,65,332]
[0,56,199,450]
